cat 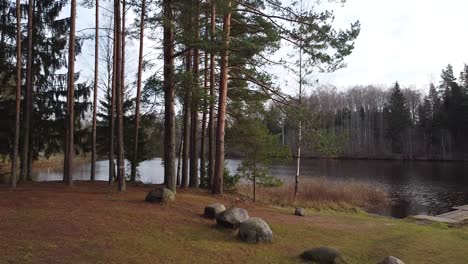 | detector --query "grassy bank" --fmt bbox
[0,182,467,263]
[237,177,389,211]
